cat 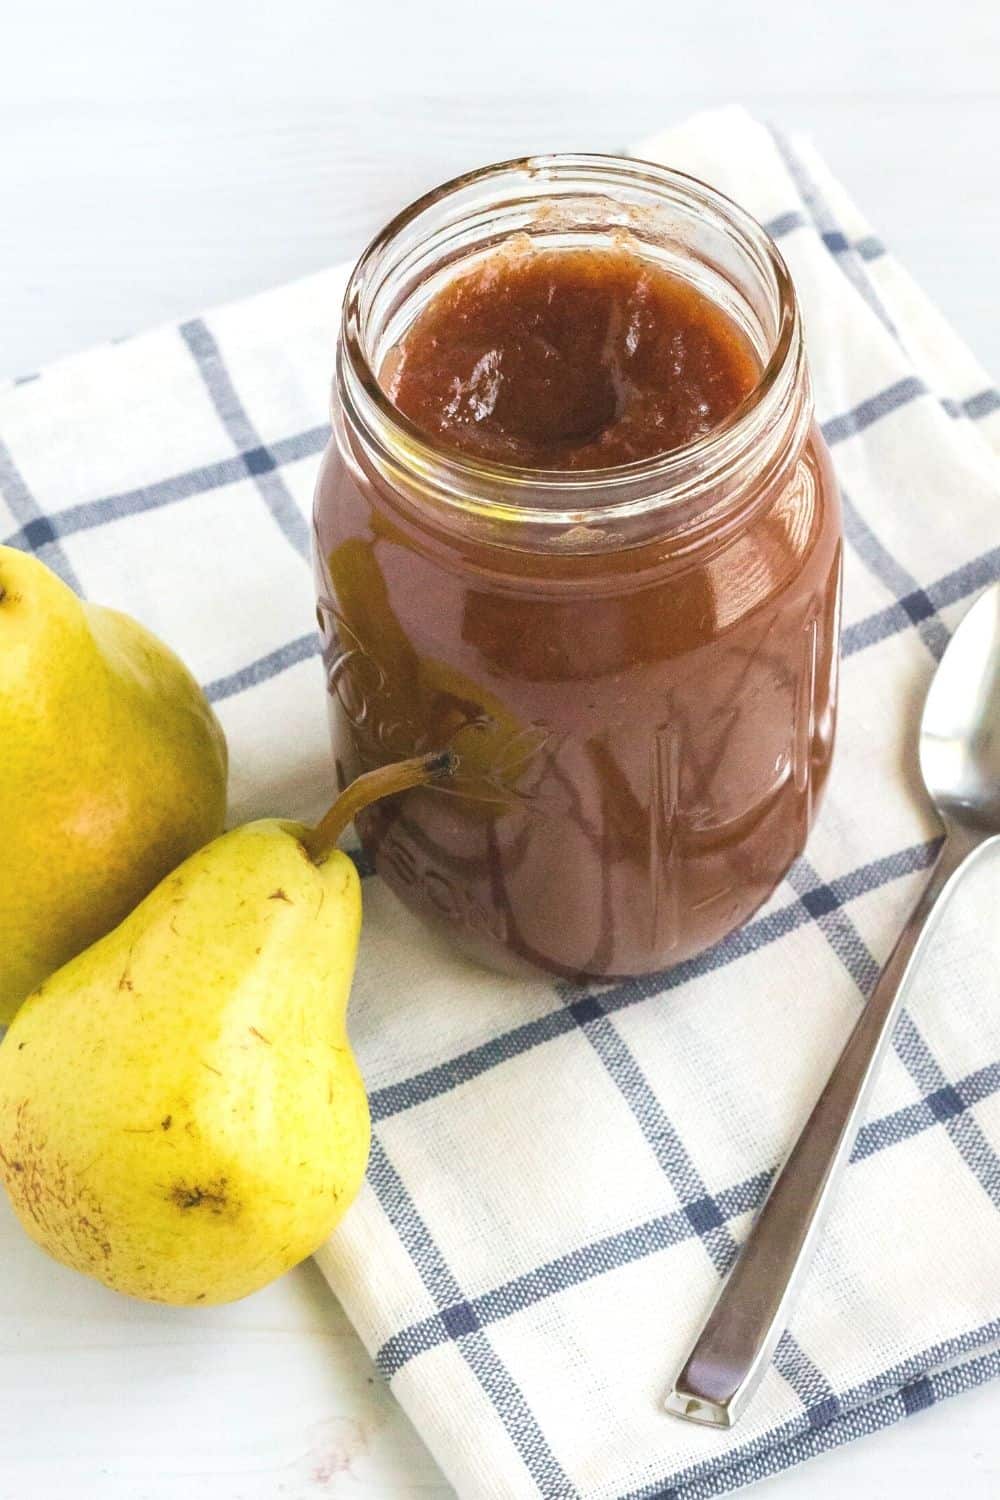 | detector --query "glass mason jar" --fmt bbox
[314,155,842,981]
